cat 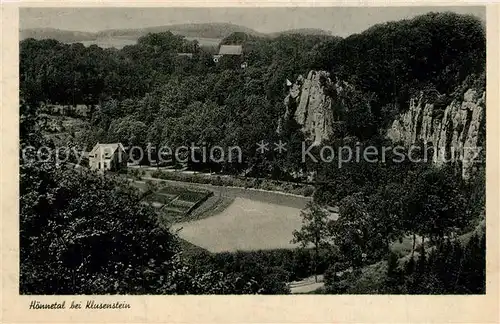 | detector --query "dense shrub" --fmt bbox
[187,248,333,286]
[386,231,486,294]
[150,170,315,196]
